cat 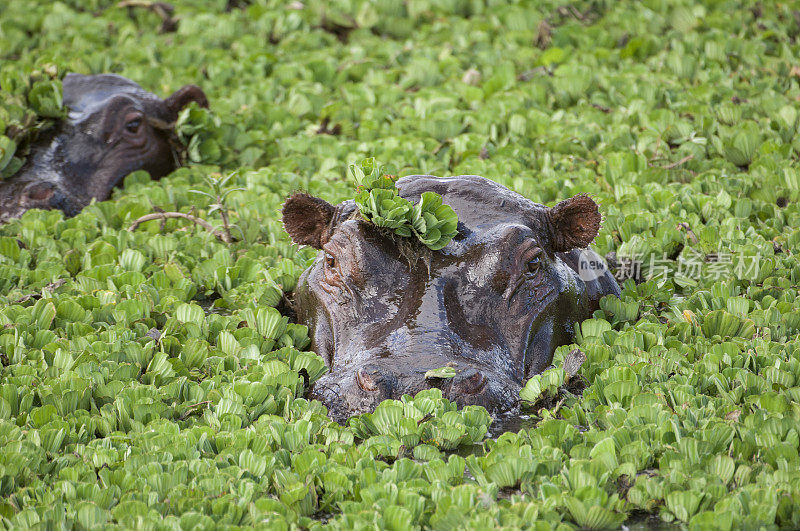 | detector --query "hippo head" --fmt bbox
[0,73,207,222]
[282,175,620,422]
